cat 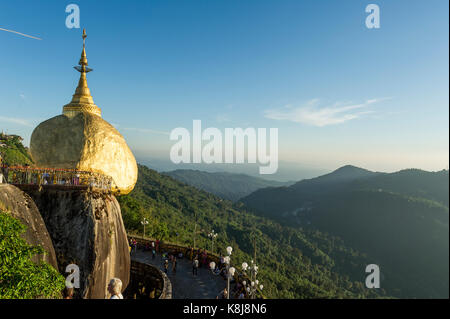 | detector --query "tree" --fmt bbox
[152,221,169,240]
[0,211,65,299]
